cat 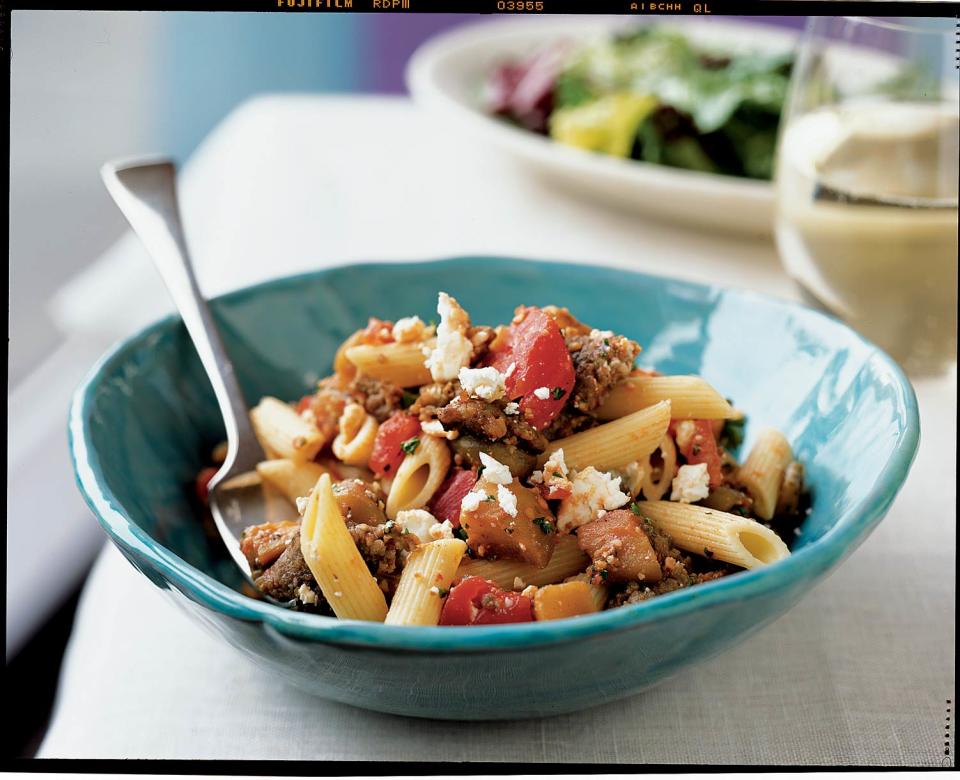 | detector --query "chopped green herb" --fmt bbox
[437,587,451,598]
[485,494,496,502]
[400,437,420,455]
[454,527,469,542]
[629,502,643,516]
[533,516,555,534]
[603,338,610,346]
[553,472,564,479]
[400,391,418,409]
[720,413,746,450]
[551,387,566,400]
[477,463,486,478]
[599,569,609,581]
